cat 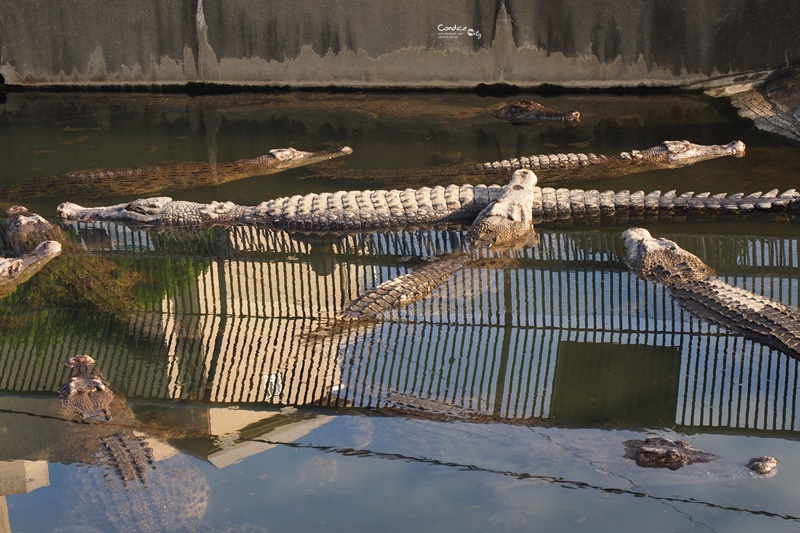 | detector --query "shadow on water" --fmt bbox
[1,92,800,531]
